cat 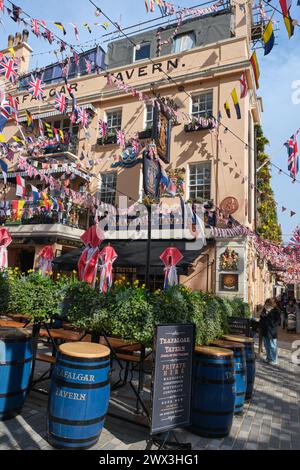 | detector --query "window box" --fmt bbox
[184,119,216,132]
[138,128,153,140]
[97,133,118,146]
